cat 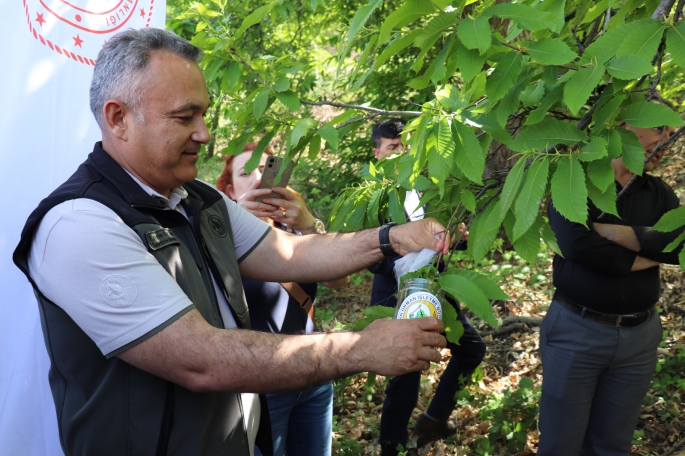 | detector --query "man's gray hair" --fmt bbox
[89,28,203,129]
